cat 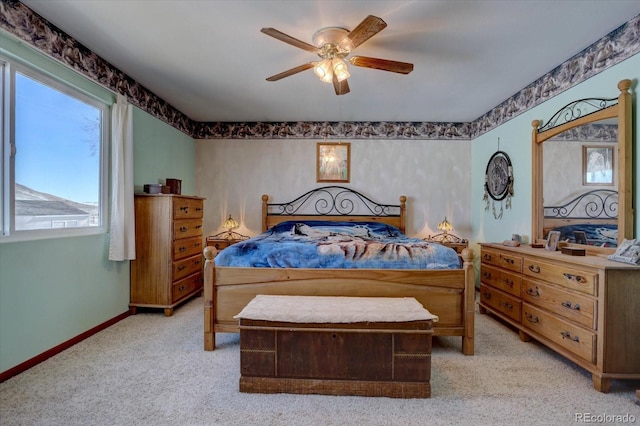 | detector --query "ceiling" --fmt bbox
[20,0,640,123]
